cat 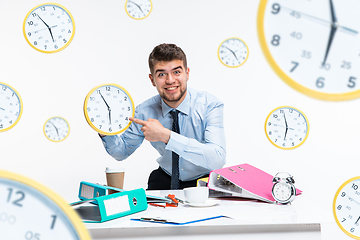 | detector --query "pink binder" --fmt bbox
[207,163,302,203]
